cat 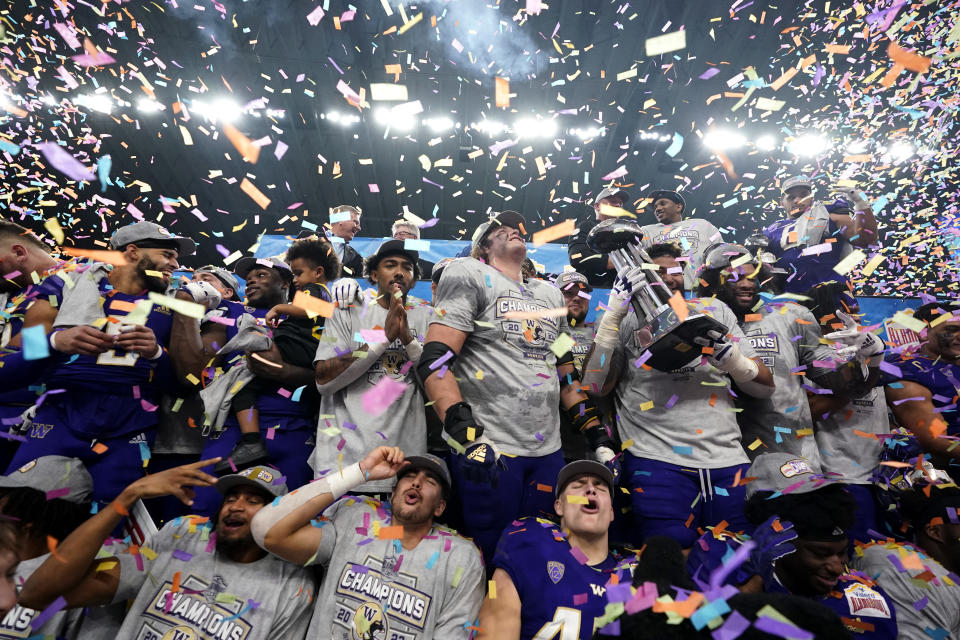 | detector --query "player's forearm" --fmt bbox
[169,313,206,381]
[20,489,135,609]
[273,303,308,319]
[0,347,55,387]
[735,358,776,399]
[315,344,386,393]
[423,369,464,422]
